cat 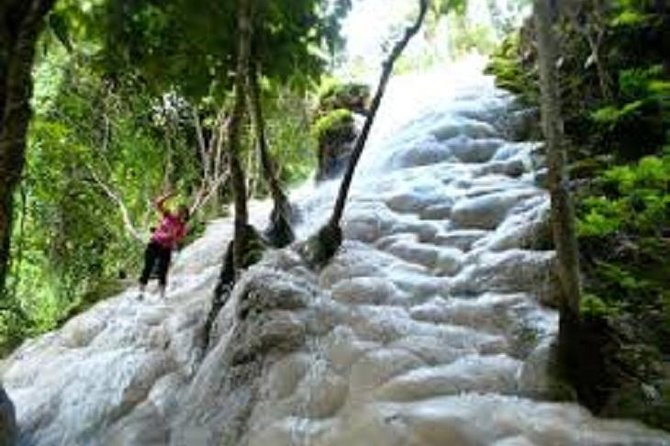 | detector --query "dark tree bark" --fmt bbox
[534,0,582,317]
[228,0,254,272]
[247,61,295,248]
[0,0,56,300]
[302,0,429,267]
